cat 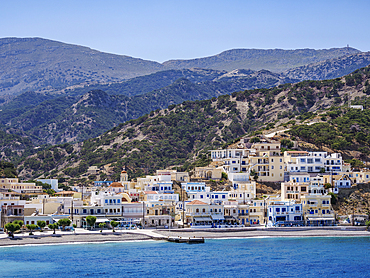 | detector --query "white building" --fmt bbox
[268,201,303,226]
